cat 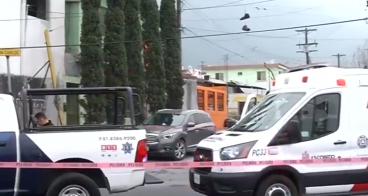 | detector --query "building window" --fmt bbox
[28,0,47,20]
[257,71,266,81]
[215,73,224,80]
[238,72,243,76]
[217,93,224,111]
[197,90,204,110]
[208,91,215,110]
